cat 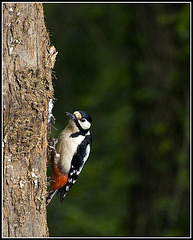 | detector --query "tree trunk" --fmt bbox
[3,3,56,237]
